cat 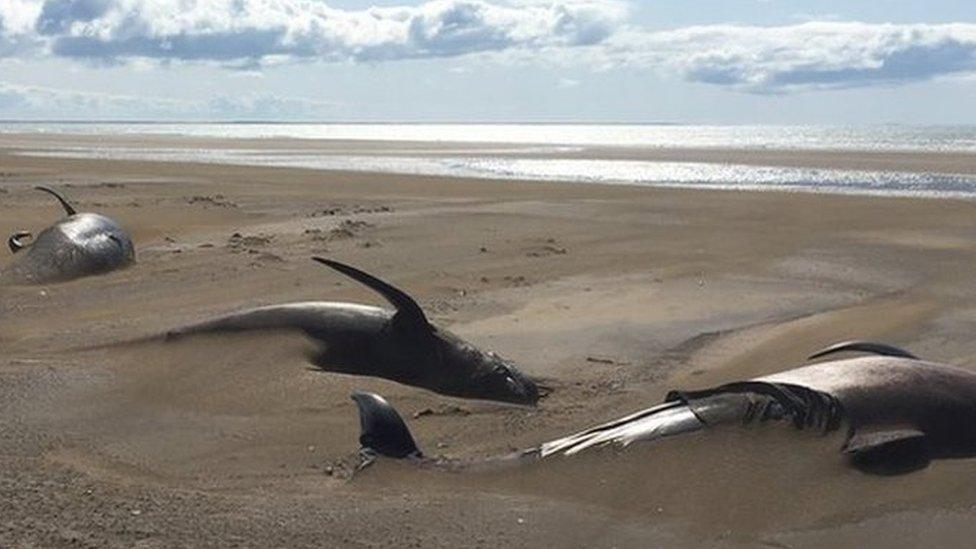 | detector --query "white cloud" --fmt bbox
[0,81,340,119]
[6,0,626,64]
[0,0,43,35]
[598,22,976,93]
[0,0,43,56]
[1,2,976,96]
